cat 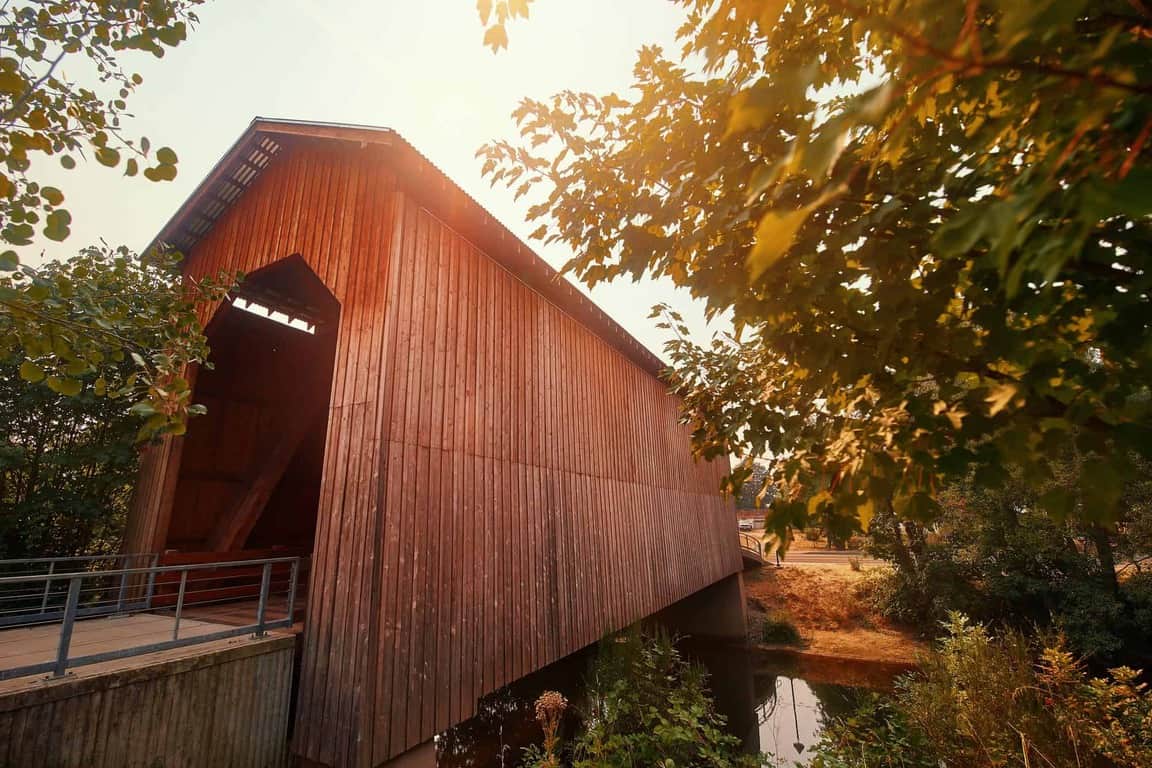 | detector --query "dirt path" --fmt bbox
[743,564,927,665]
